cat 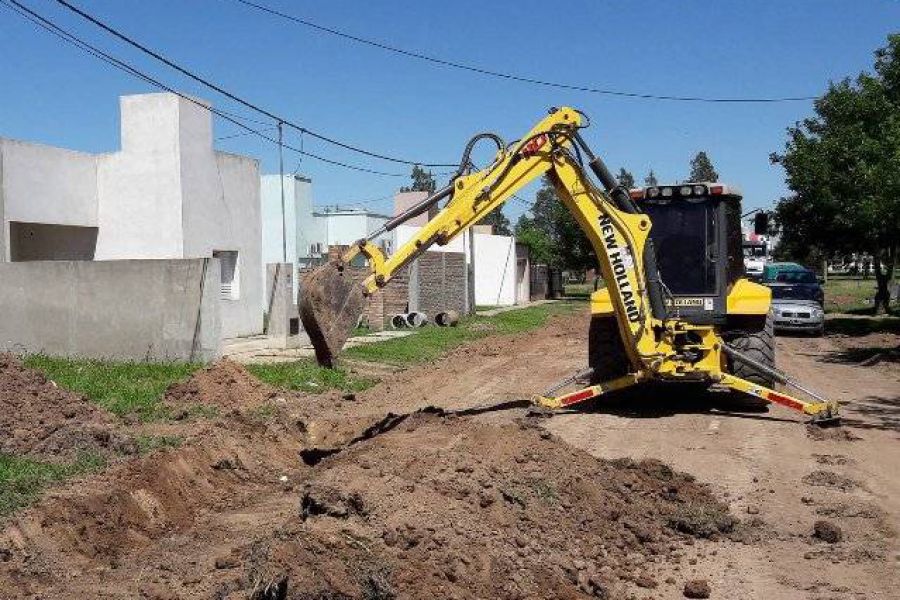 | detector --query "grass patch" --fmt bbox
[135,435,183,454]
[0,452,105,517]
[247,402,278,422]
[23,355,200,421]
[248,360,375,393]
[823,277,898,314]
[344,301,582,365]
